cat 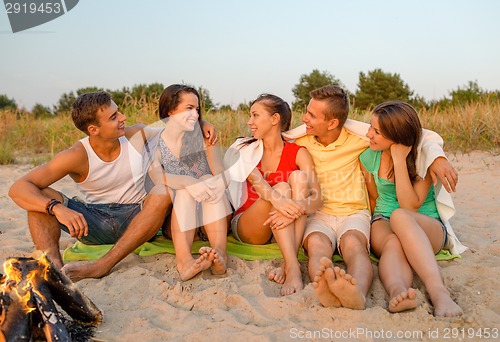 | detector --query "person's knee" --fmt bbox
[381,233,402,252]
[339,231,368,255]
[390,208,411,224]
[288,170,308,186]
[390,208,416,235]
[272,182,291,197]
[144,188,172,214]
[304,232,332,255]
